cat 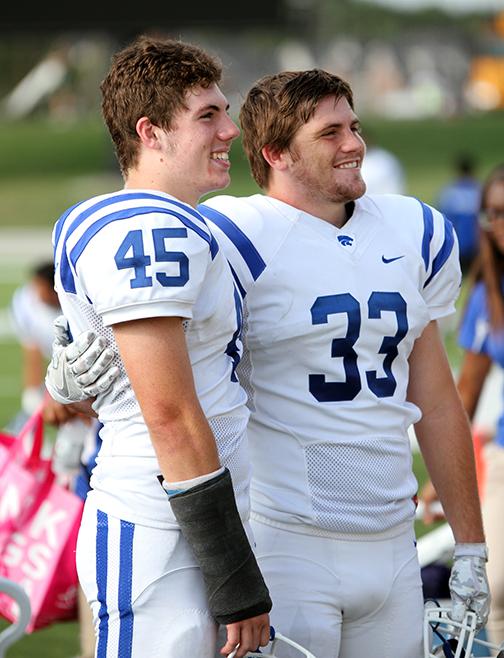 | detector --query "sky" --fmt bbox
[360,0,504,13]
